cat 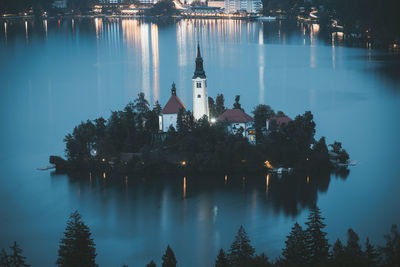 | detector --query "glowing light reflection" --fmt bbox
[183,177,187,199]
[151,23,159,103]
